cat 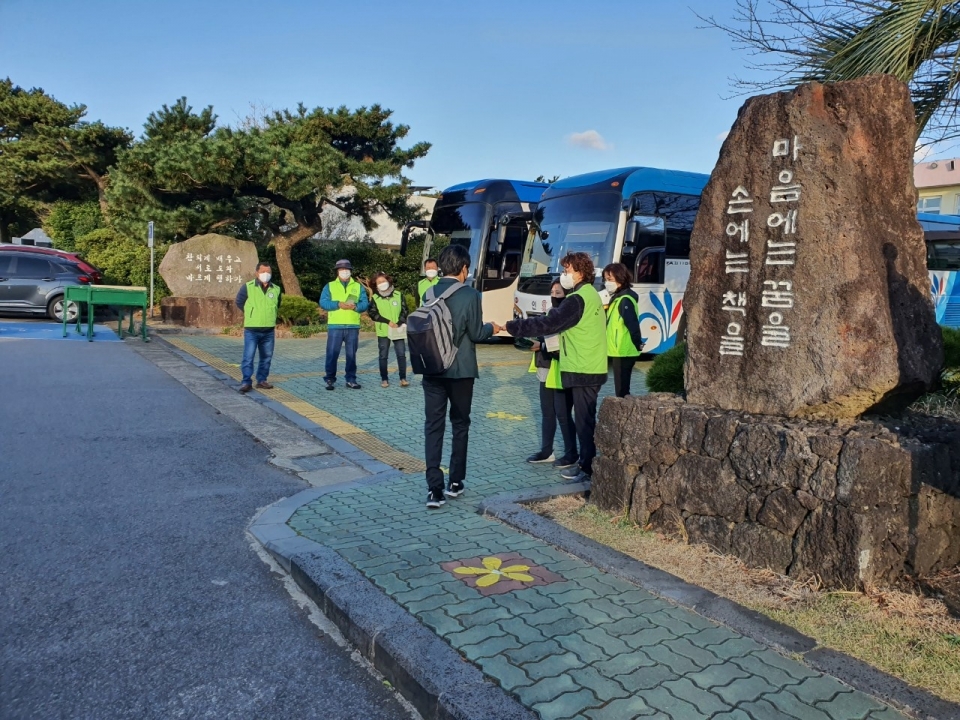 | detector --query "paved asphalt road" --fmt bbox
[0,334,410,720]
